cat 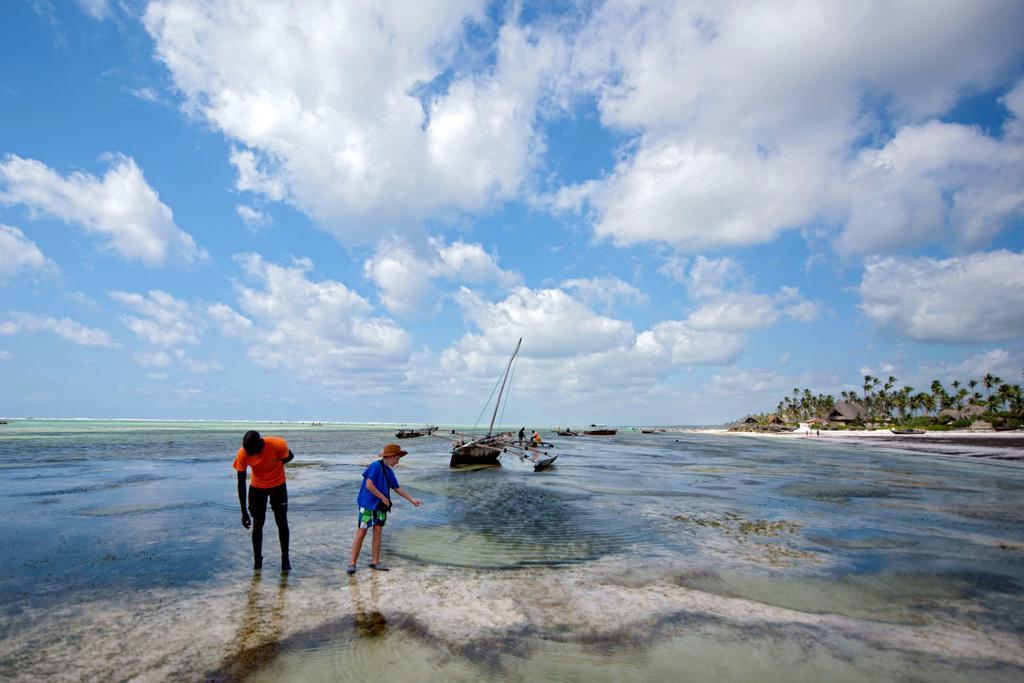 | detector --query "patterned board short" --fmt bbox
[358,506,387,529]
